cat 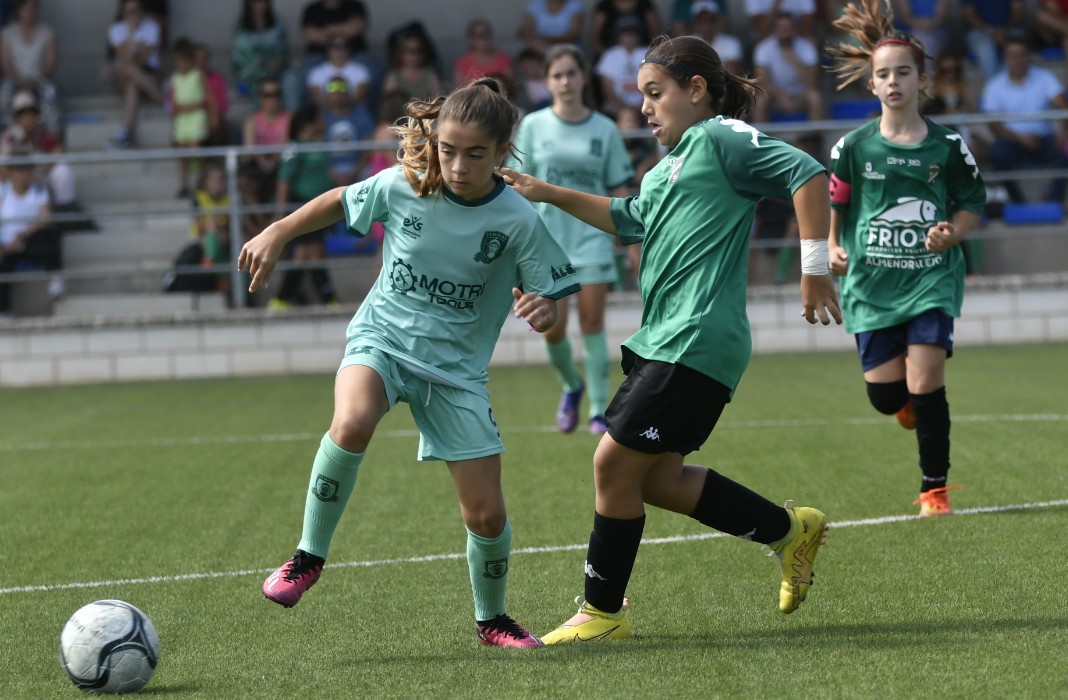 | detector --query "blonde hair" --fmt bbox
[391,76,519,197]
[827,0,929,95]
